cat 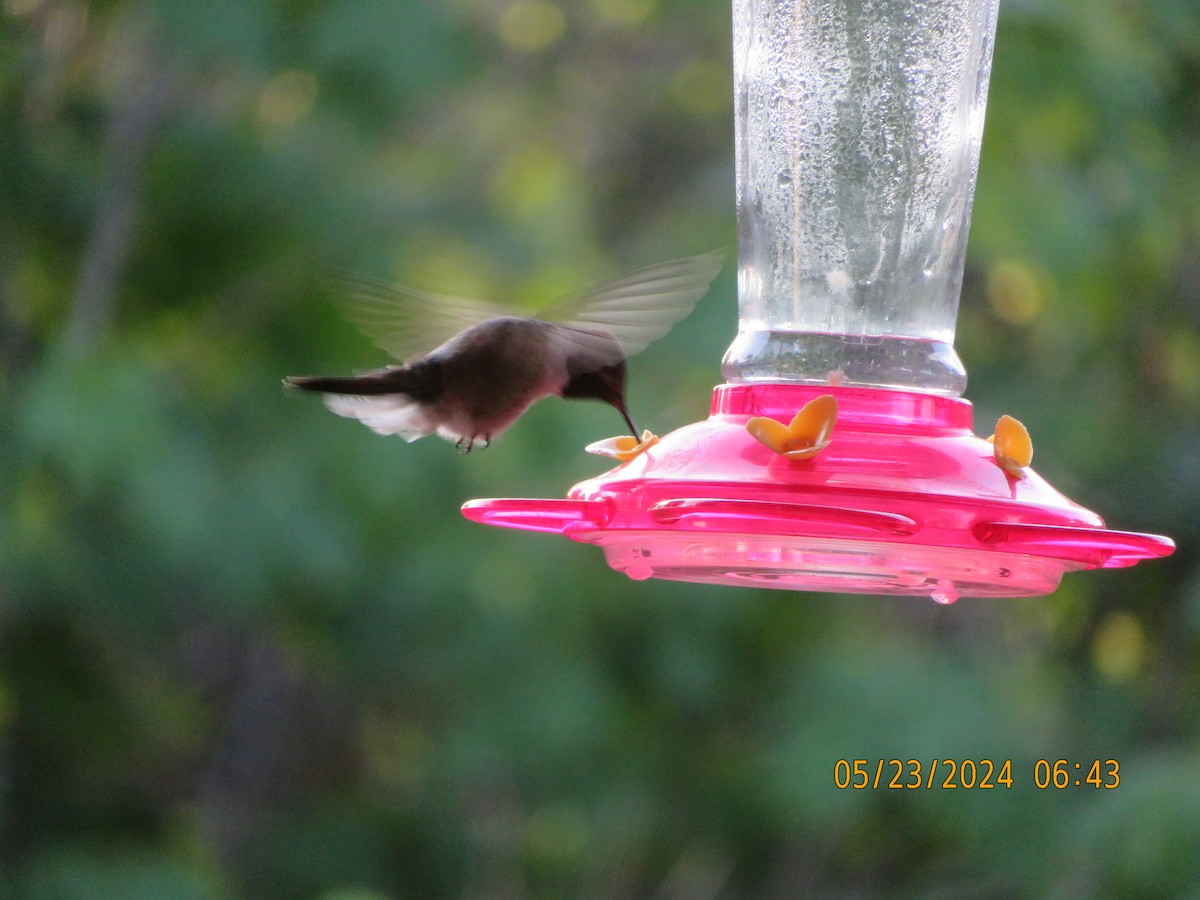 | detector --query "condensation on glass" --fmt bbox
[723,0,1000,395]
